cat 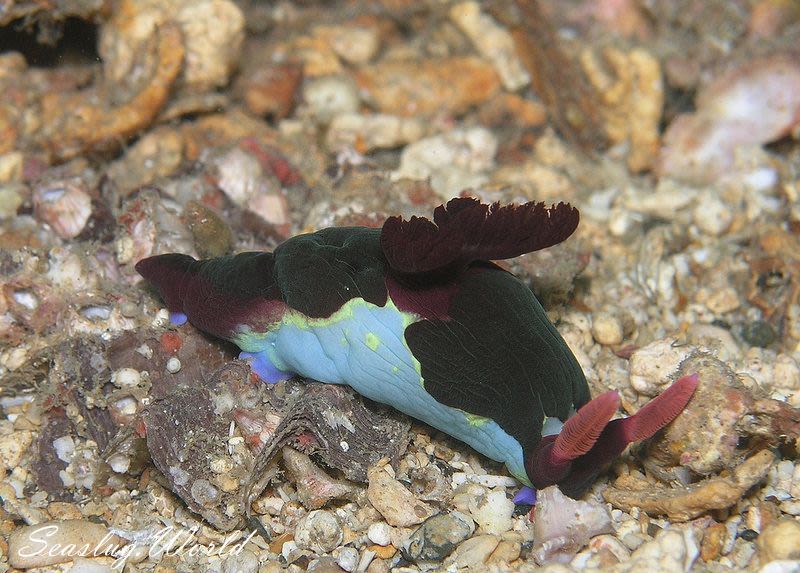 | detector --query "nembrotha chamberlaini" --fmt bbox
[136,198,697,498]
